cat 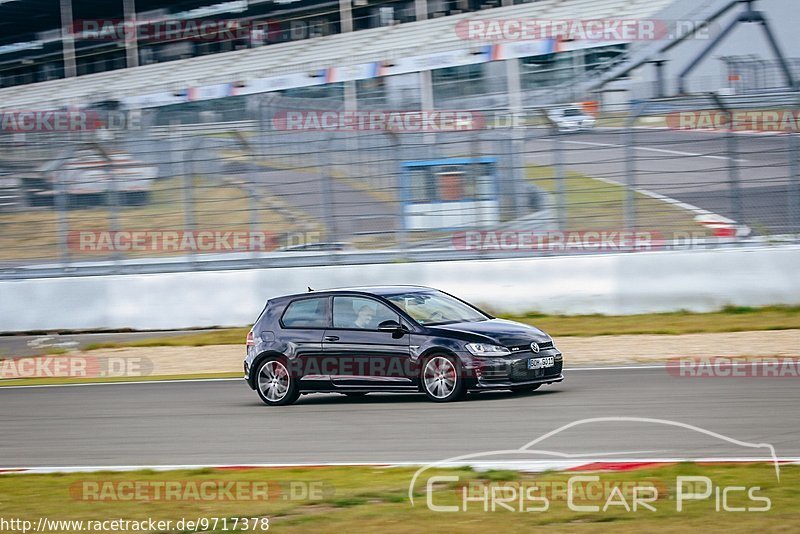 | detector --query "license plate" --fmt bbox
[528,357,555,370]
